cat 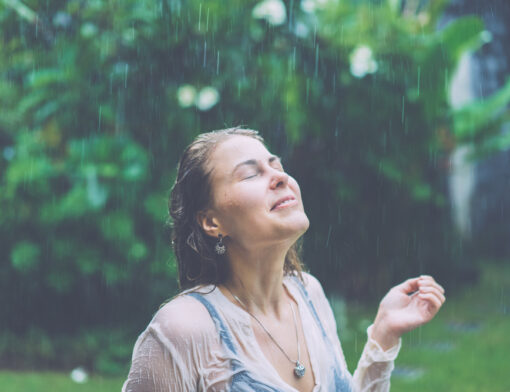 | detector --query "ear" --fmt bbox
[197,209,223,238]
